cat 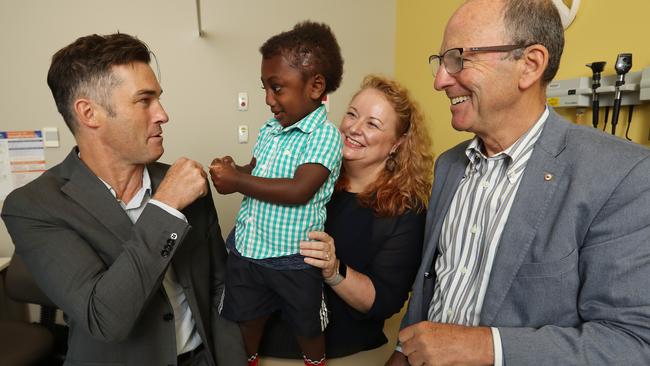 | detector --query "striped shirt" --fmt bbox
[235,105,342,259]
[428,108,549,326]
